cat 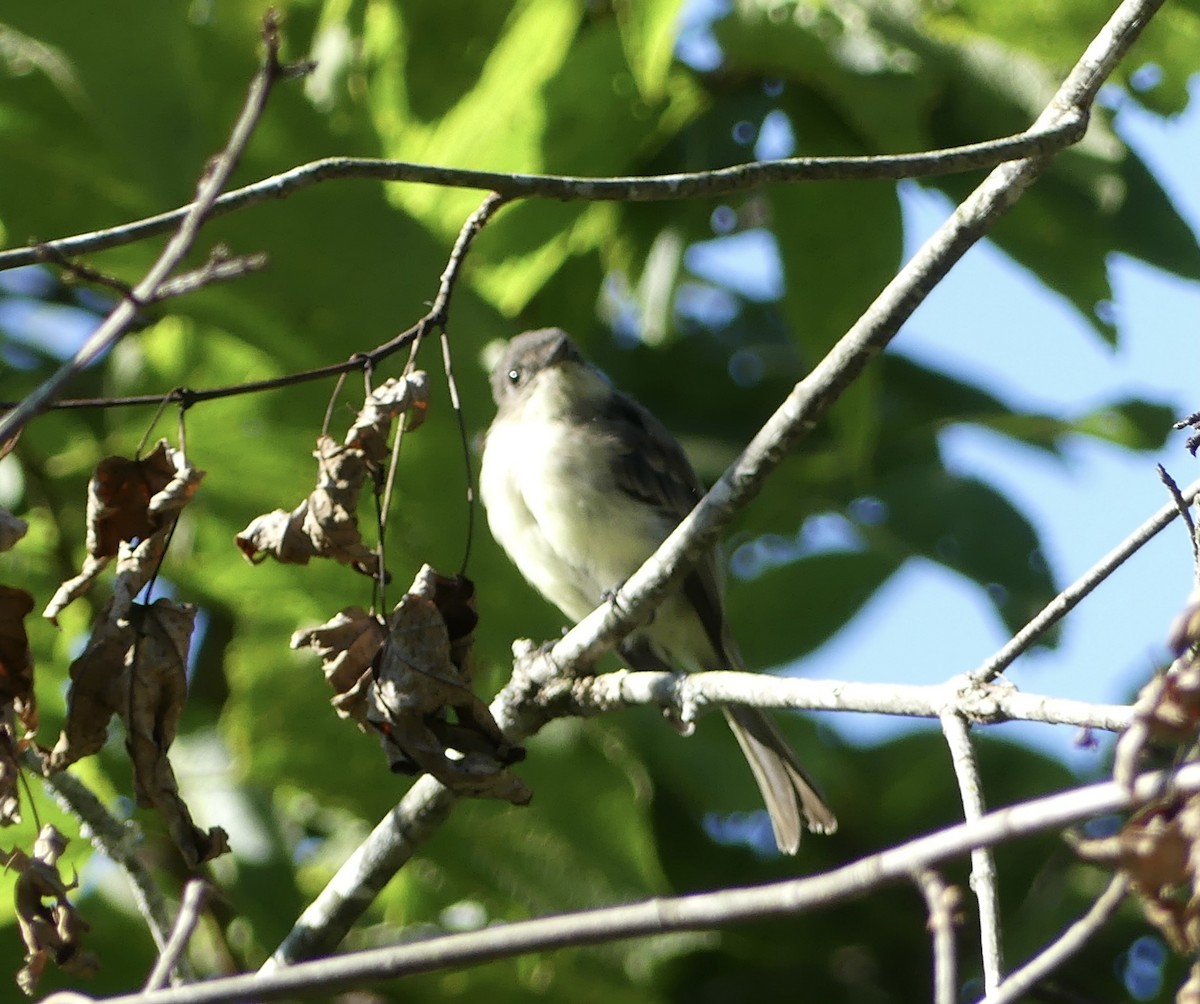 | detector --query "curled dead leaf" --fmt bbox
[50,599,229,868]
[291,565,529,804]
[236,373,429,579]
[1071,798,1200,954]
[43,442,203,624]
[290,606,386,723]
[4,824,99,996]
[0,586,36,735]
[370,566,527,803]
[0,723,21,826]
